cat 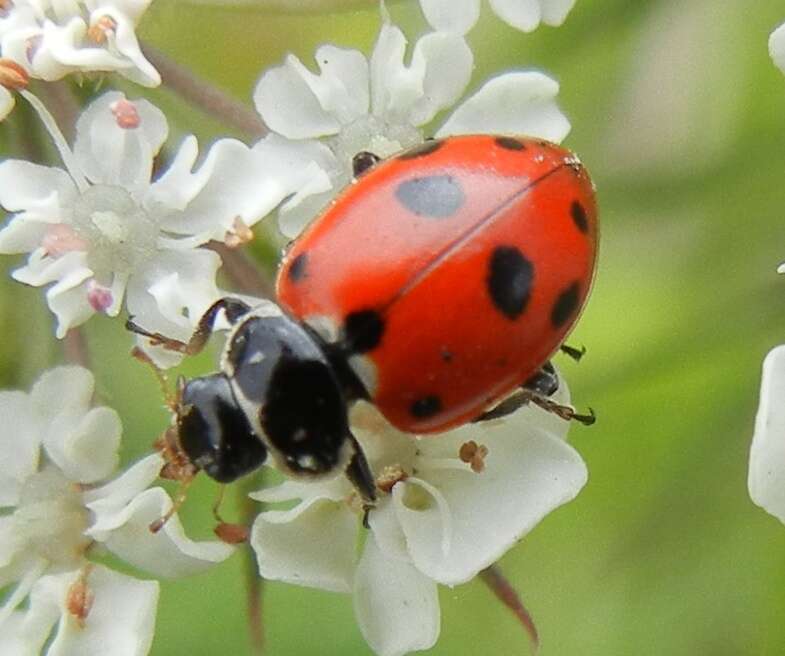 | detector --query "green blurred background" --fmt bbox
[3,0,785,653]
